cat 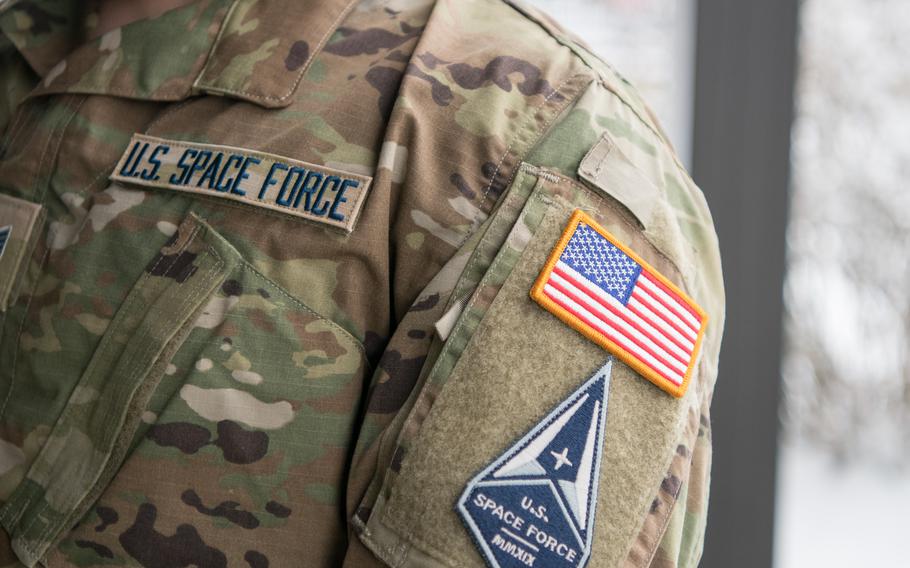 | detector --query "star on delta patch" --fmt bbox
[530,210,707,398]
[457,359,613,568]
